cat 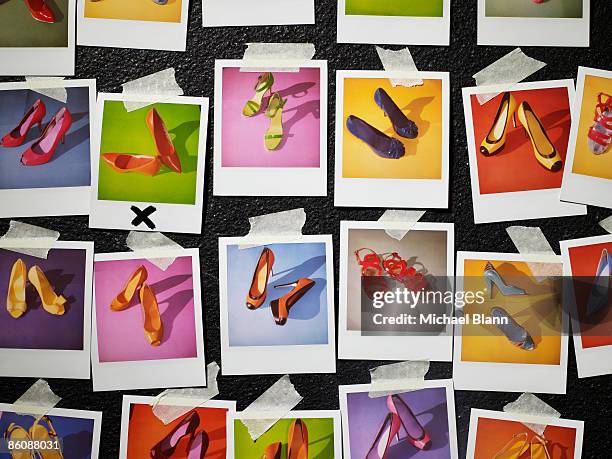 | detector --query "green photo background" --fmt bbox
[0,0,69,47]
[97,101,201,205]
[233,417,335,458]
[345,0,444,17]
[485,0,583,18]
